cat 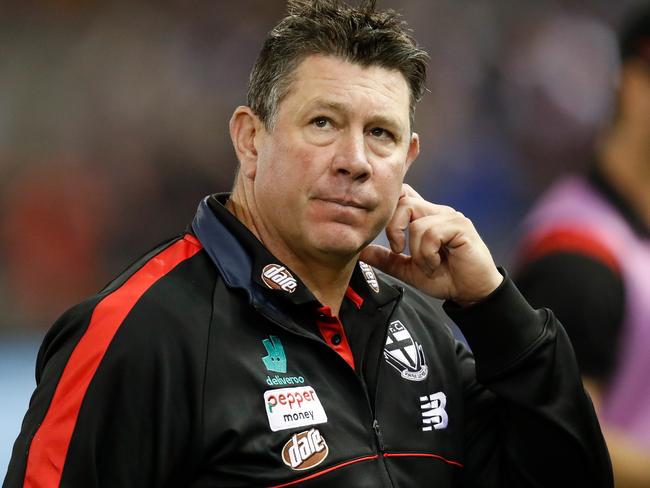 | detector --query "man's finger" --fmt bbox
[407,218,442,277]
[401,183,422,199]
[385,202,412,253]
[385,185,425,254]
[359,244,411,281]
